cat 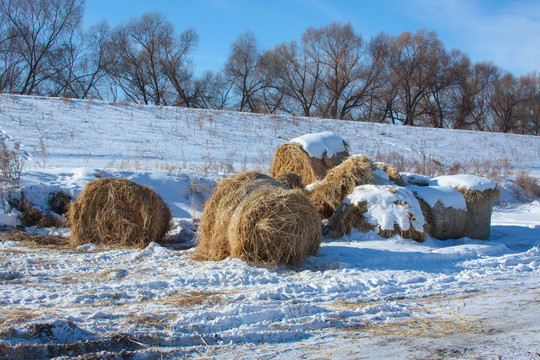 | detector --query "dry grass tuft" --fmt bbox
[194,172,321,265]
[515,171,540,201]
[270,142,331,187]
[309,156,375,219]
[276,172,304,189]
[68,178,172,248]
